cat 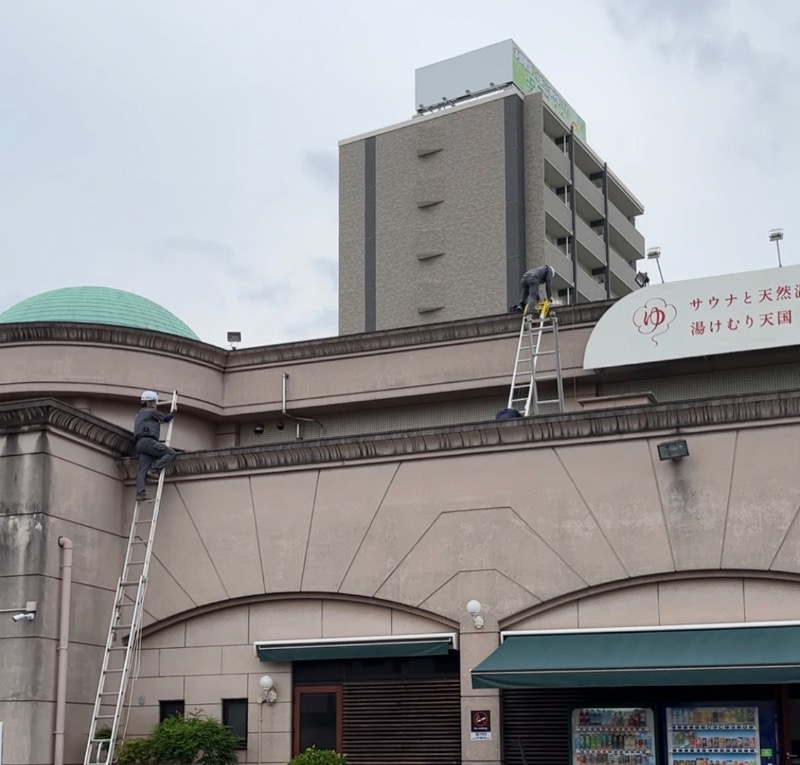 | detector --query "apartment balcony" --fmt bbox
[545,241,574,287]
[576,267,607,302]
[575,217,606,272]
[608,202,645,262]
[544,186,572,237]
[543,137,570,185]
[608,247,640,294]
[607,169,645,219]
[574,170,604,222]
